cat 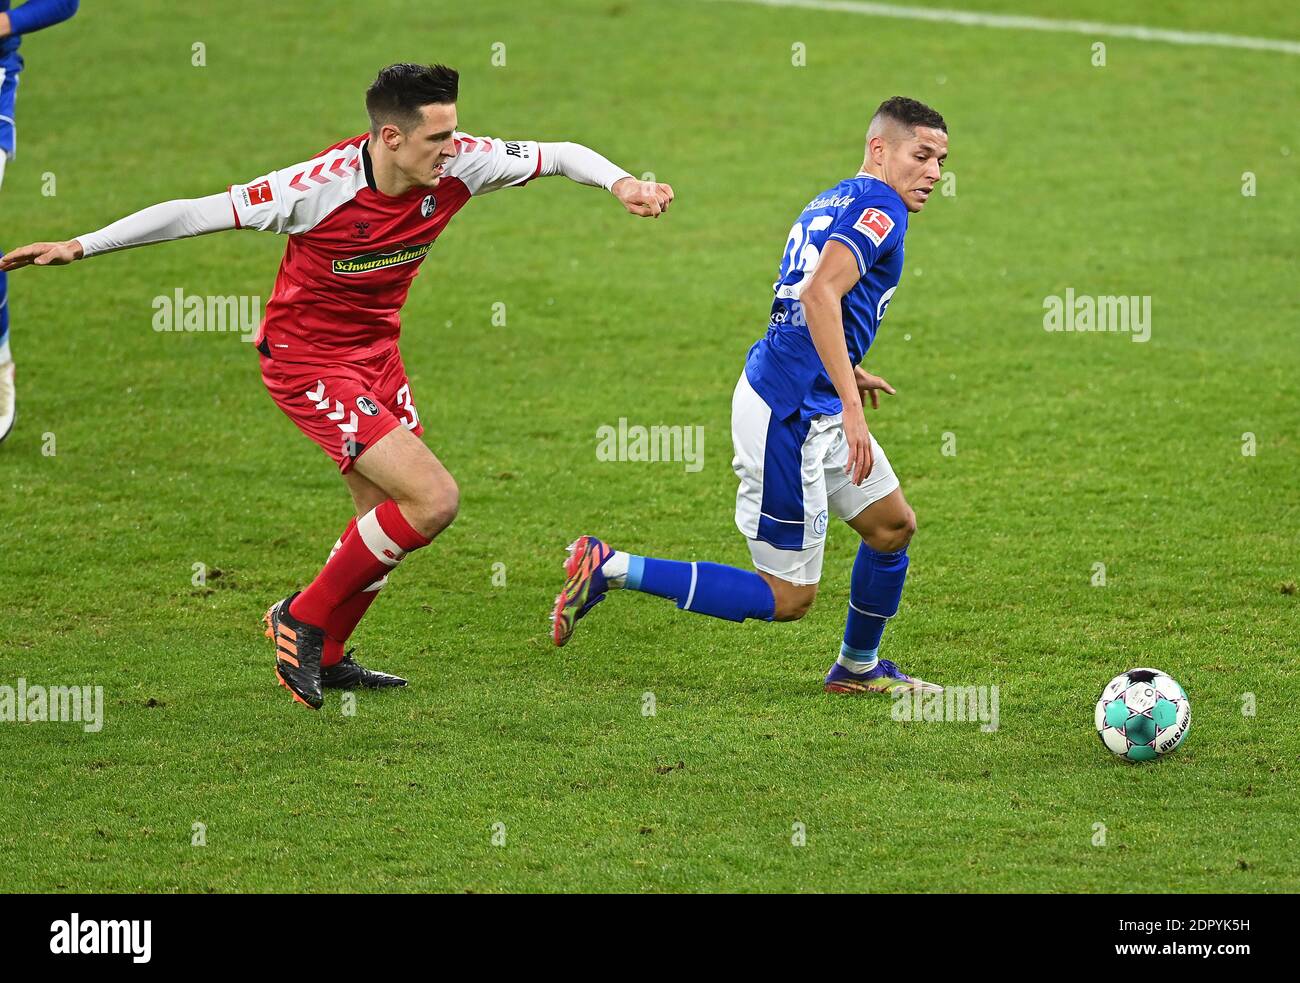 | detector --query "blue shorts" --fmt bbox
[0,60,20,158]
